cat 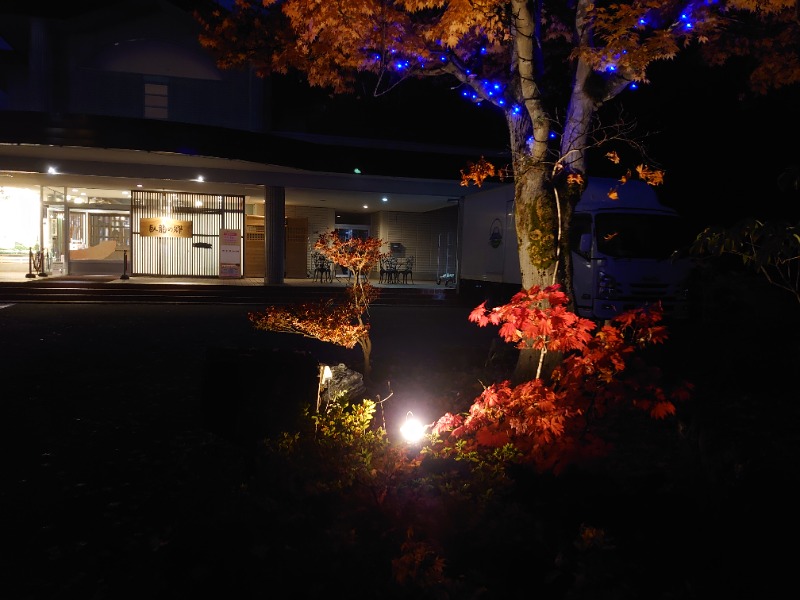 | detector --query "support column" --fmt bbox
[264,186,285,284]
